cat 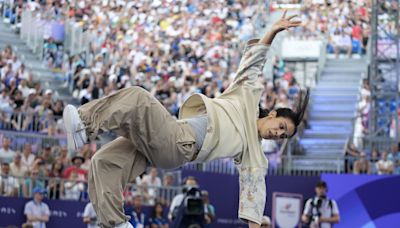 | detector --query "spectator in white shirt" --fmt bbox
[18,79,31,98]
[0,137,15,164]
[10,153,28,177]
[376,151,394,175]
[17,64,29,80]
[332,30,352,58]
[64,170,85,200]
[11,55,21,73]
[0,162,19,196]
[141,168,162,206]
[142,168,162,187]
[0,63,13,81]
[24,187,50,228]
[21,143,36,171]
[83,202,100,228]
